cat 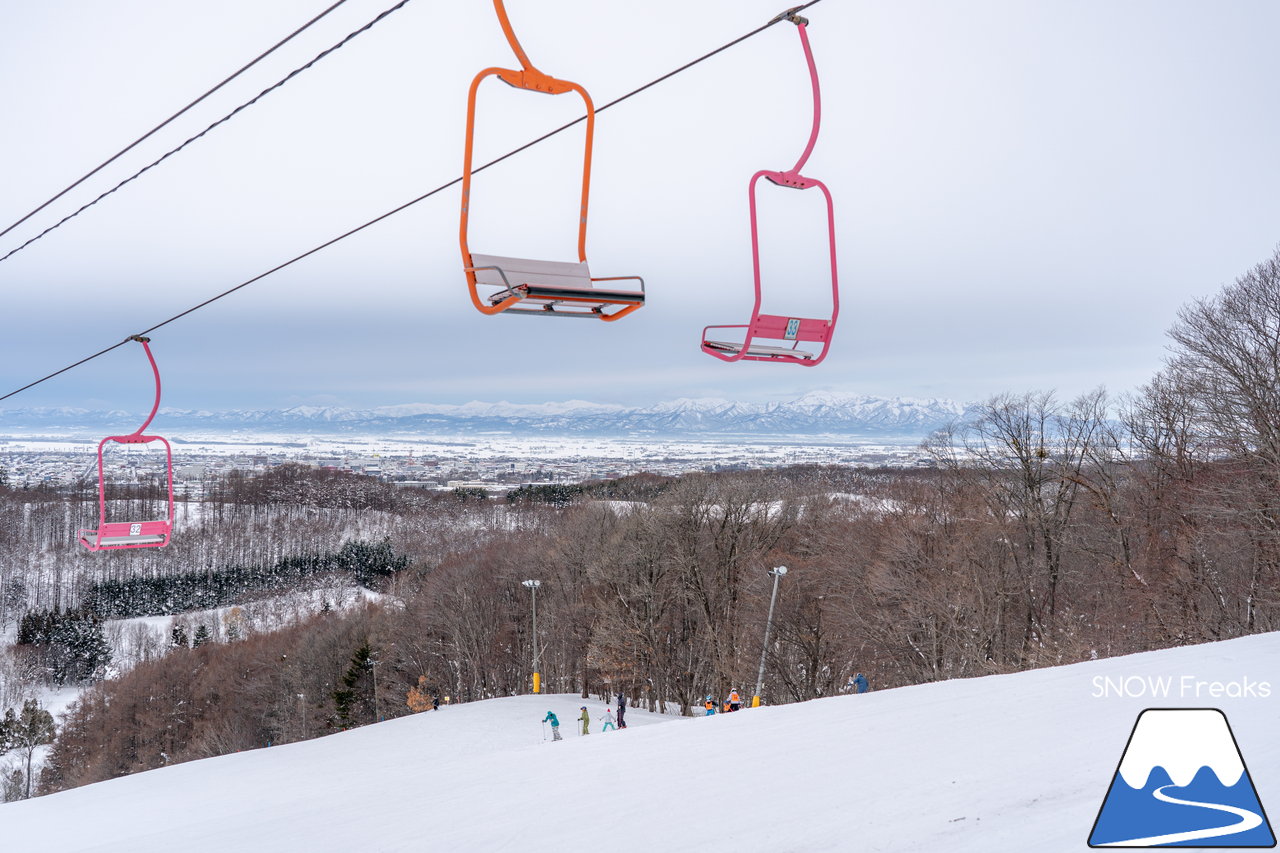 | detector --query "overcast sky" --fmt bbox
[2,0,1279,412]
